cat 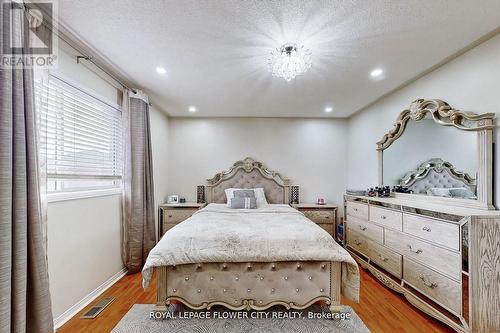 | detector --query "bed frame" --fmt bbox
[154,157,342,314]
